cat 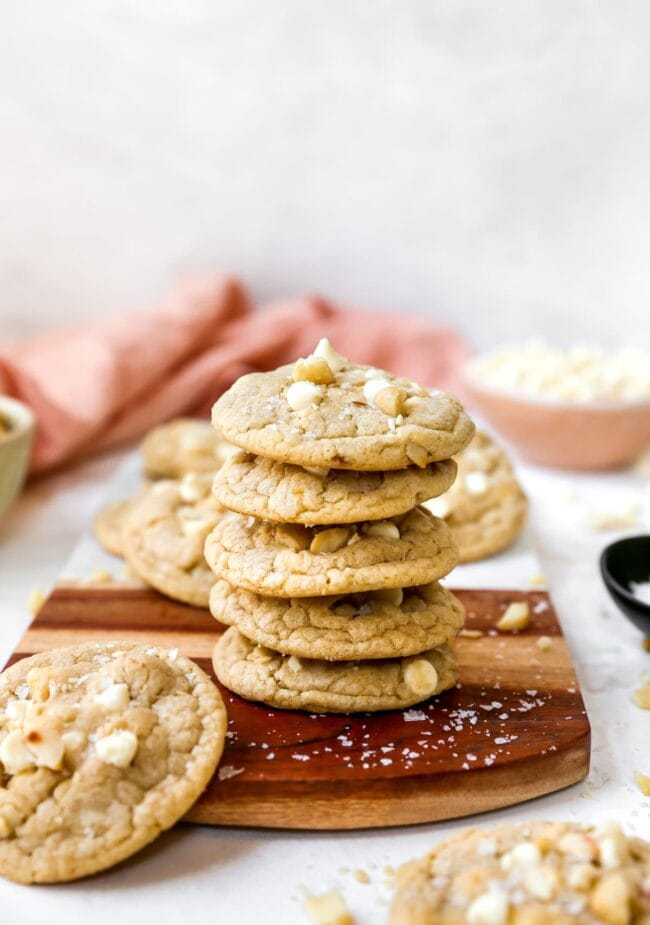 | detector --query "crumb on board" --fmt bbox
[458,628,484,639]
[583,500,638,531]
[633,685,650,710]
[303,890,354,925]
[85,569,114,584]
[27,586,46,616]
[496,601,530,632]
[536,635,552,651]
[353,869,370,885]
[217,765,244,781]
[636,771,650,796]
